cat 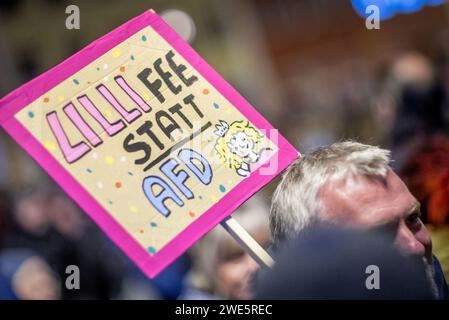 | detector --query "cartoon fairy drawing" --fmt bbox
[214,119,269,177]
